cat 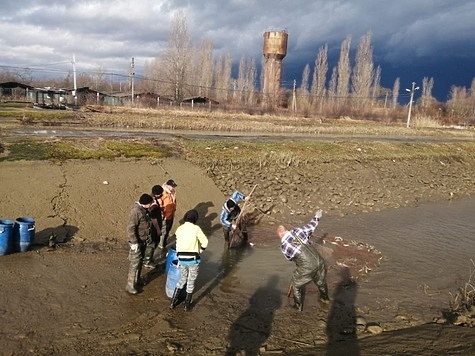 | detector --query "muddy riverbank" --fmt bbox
[0,152,474,354]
